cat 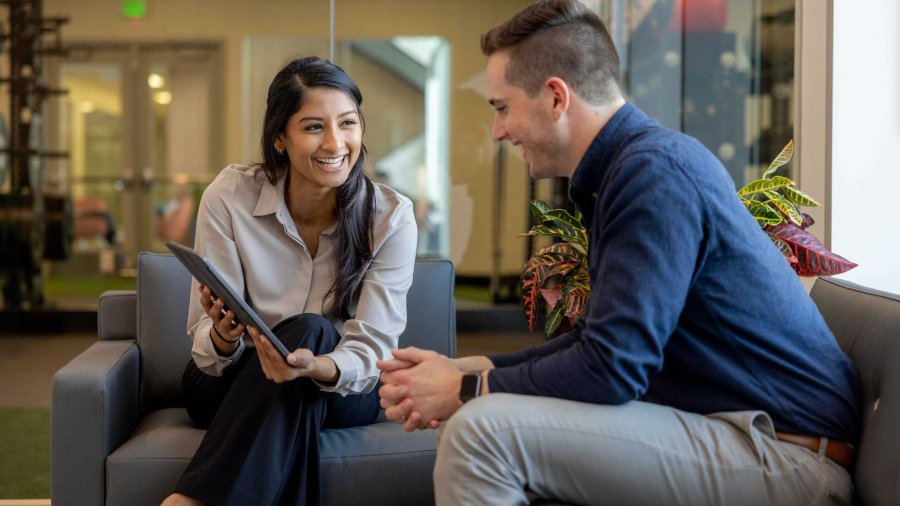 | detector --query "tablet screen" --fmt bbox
[166,241,290,358]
